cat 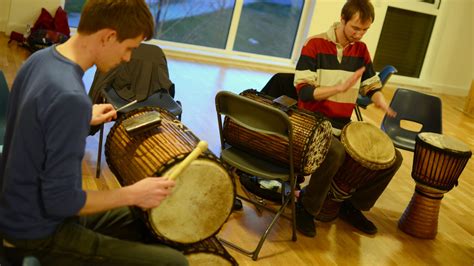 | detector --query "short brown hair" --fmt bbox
[341,0,375,23]
[78,0,154,42]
